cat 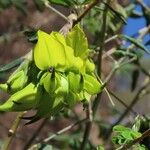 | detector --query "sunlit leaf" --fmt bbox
[66,24,89,59]
[83,74,101,95]
[96,145,105,150]
[34,30,66,71]
[51,32,84,72]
